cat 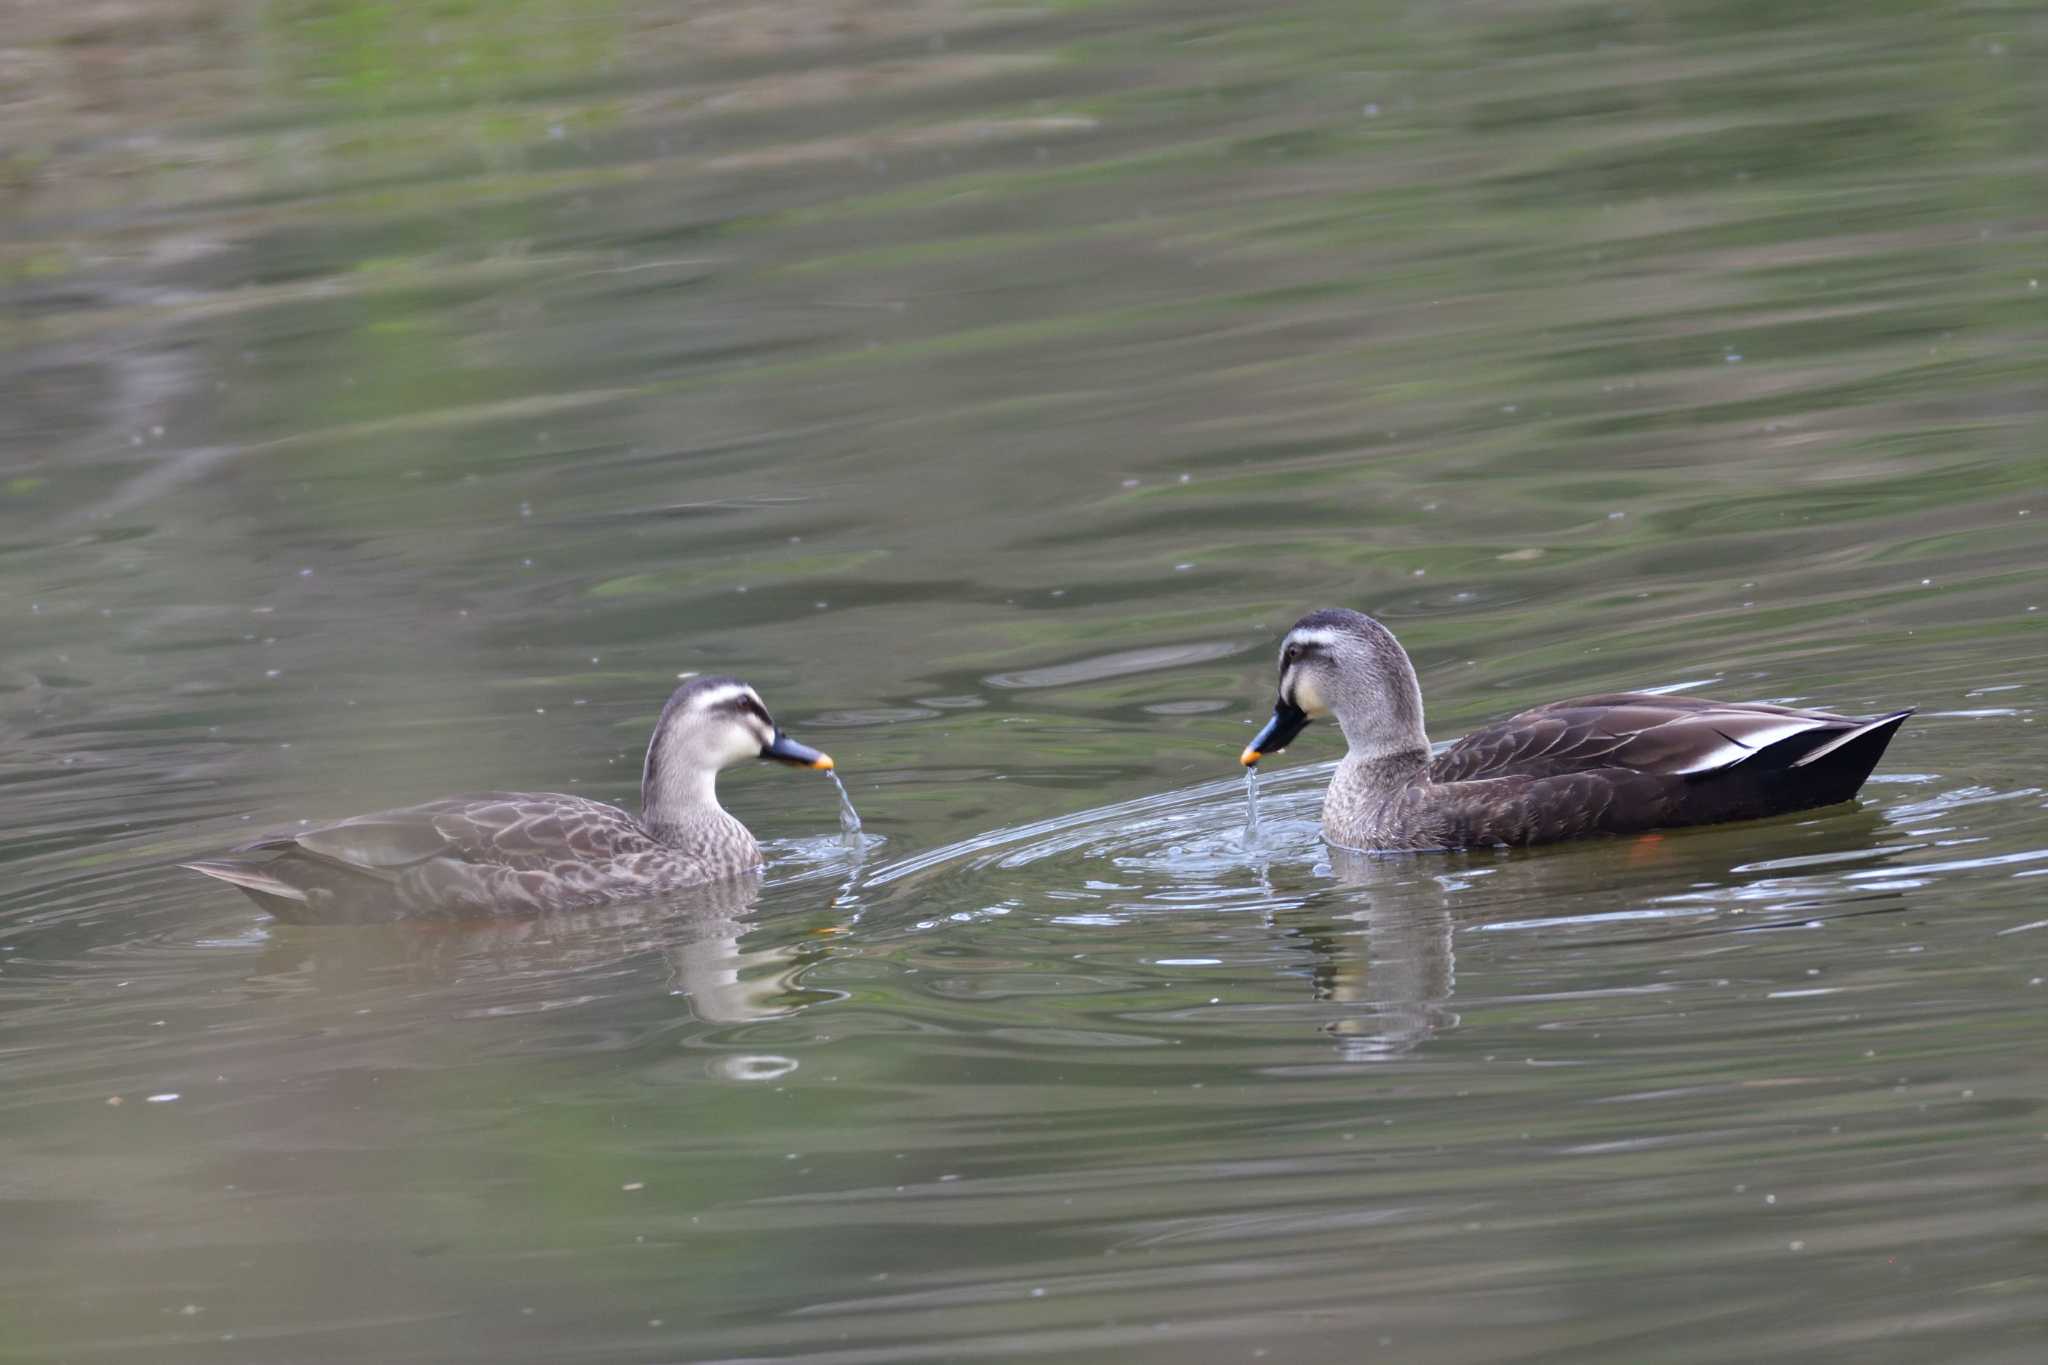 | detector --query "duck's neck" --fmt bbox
[1335,745,1432,798]
[1325,746,1431,849]
[1329,694,1432,834]
[1331,648,1430,772]
[641,759,731,846]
